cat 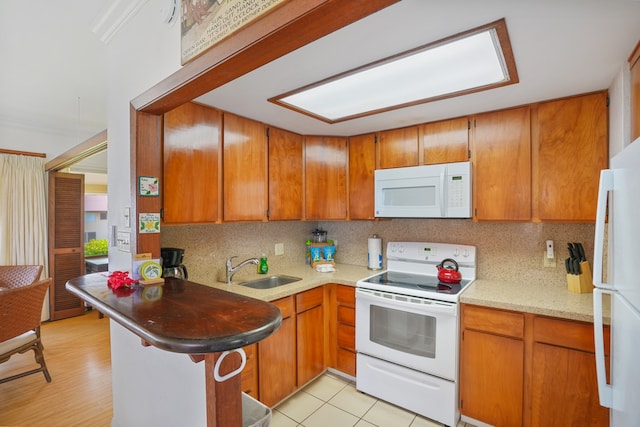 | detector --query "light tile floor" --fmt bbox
[272,372,477,427]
